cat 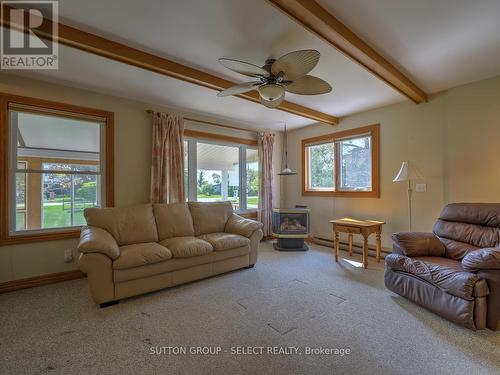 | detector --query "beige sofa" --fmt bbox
[77,201,263,307]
